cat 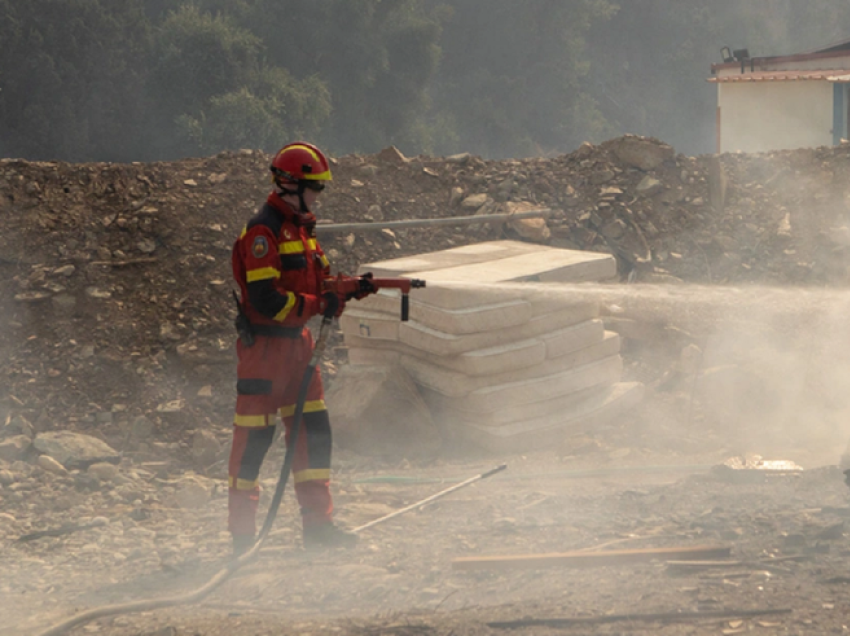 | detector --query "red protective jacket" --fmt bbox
[231,193,331,328]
